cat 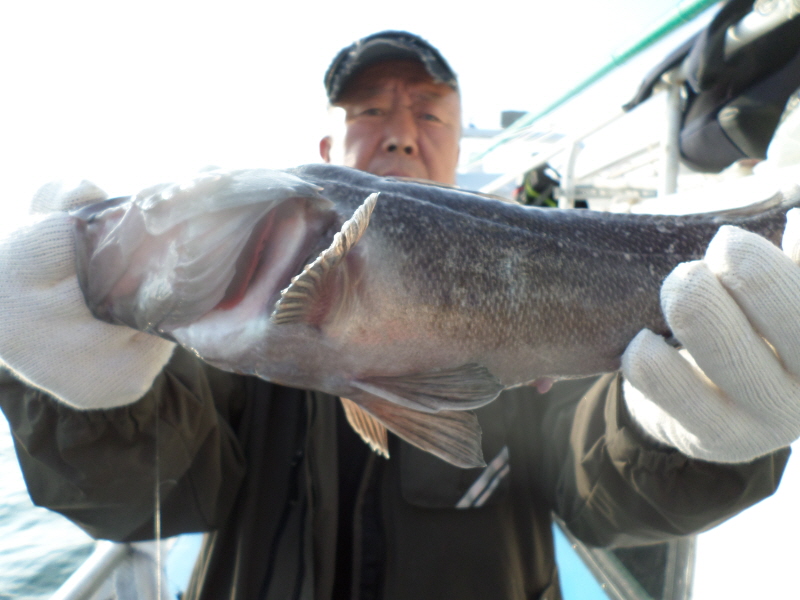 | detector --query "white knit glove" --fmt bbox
[622,208,800,463]
[0,181,175,409]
